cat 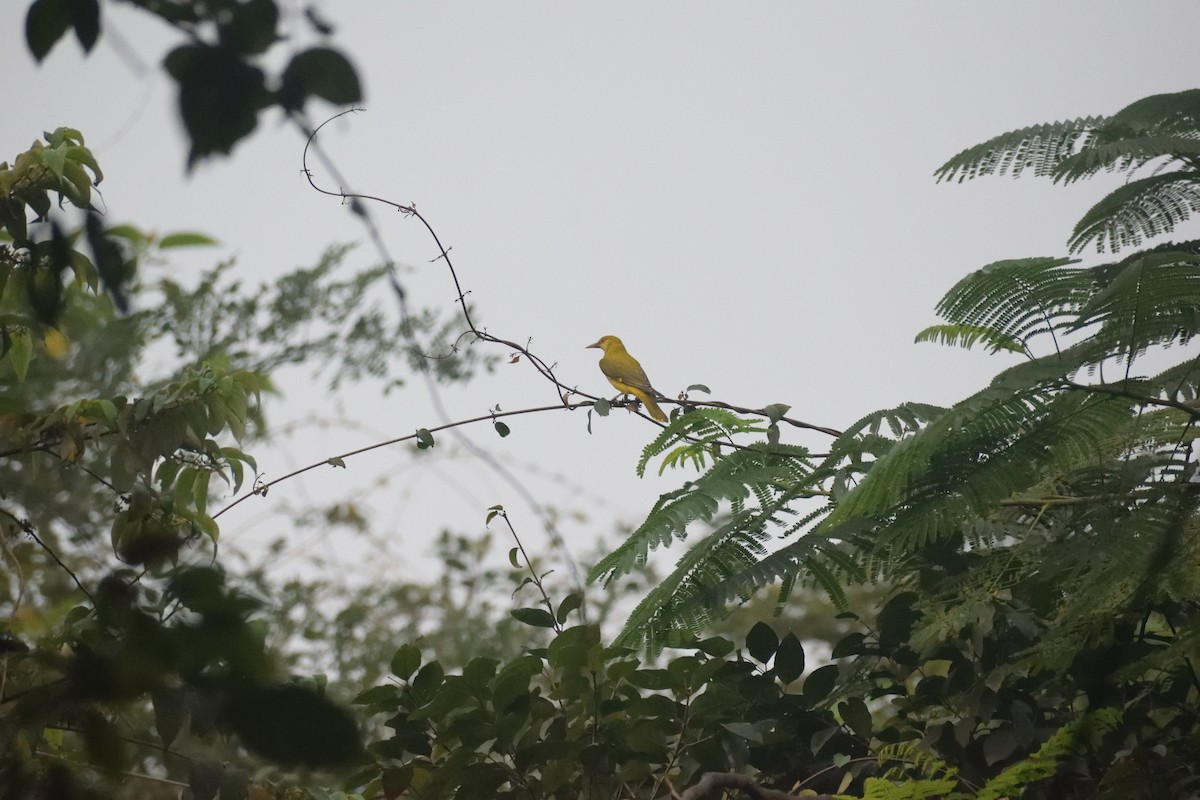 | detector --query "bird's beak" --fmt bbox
[586,340,602,350]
